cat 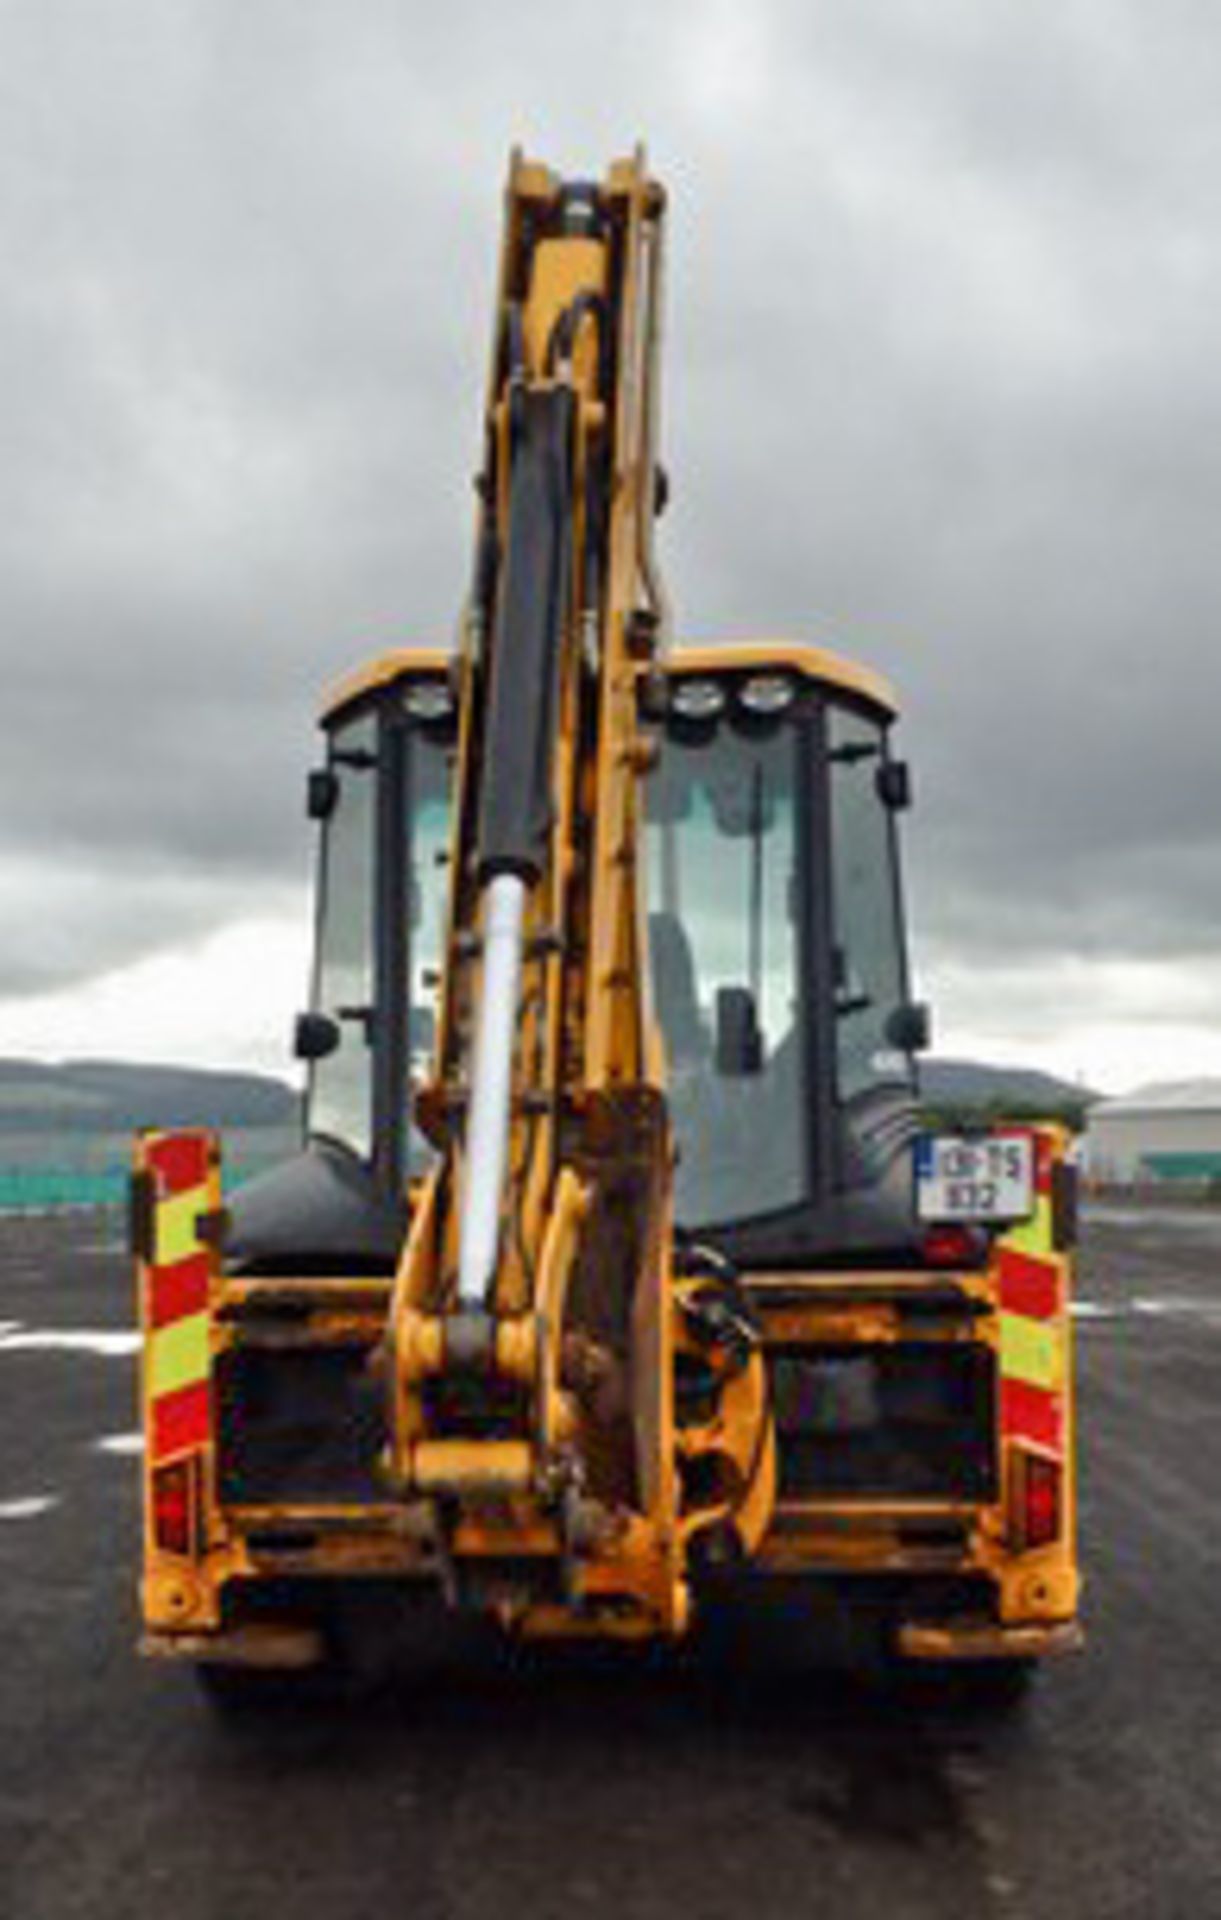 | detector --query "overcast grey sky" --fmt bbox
[2,0,1219,1090]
